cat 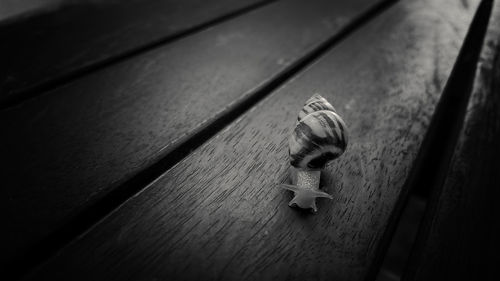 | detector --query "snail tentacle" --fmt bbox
[286,190,322,213]
[282,186,332,210]
[280,184,300,192]
[280,184,332,199]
